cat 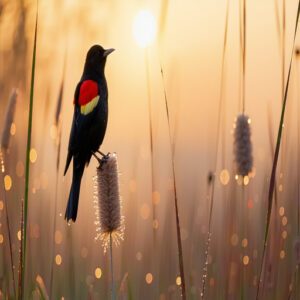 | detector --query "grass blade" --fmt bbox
[160,63,186,299]
[20,3,38,299]
[256,2,300,299]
